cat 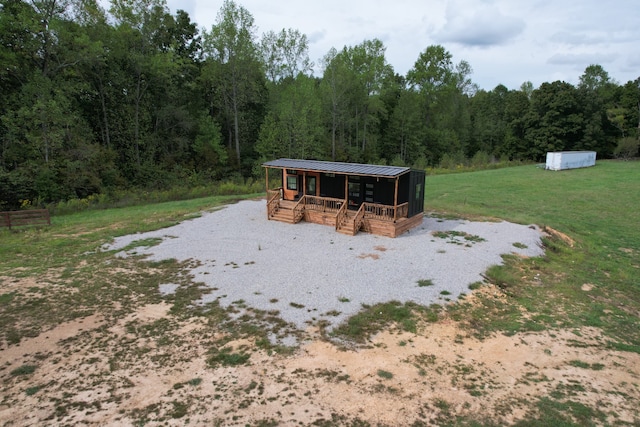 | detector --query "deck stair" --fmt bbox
[269,206,296,224]
[268,198,306,224]
[336,211,362,235]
